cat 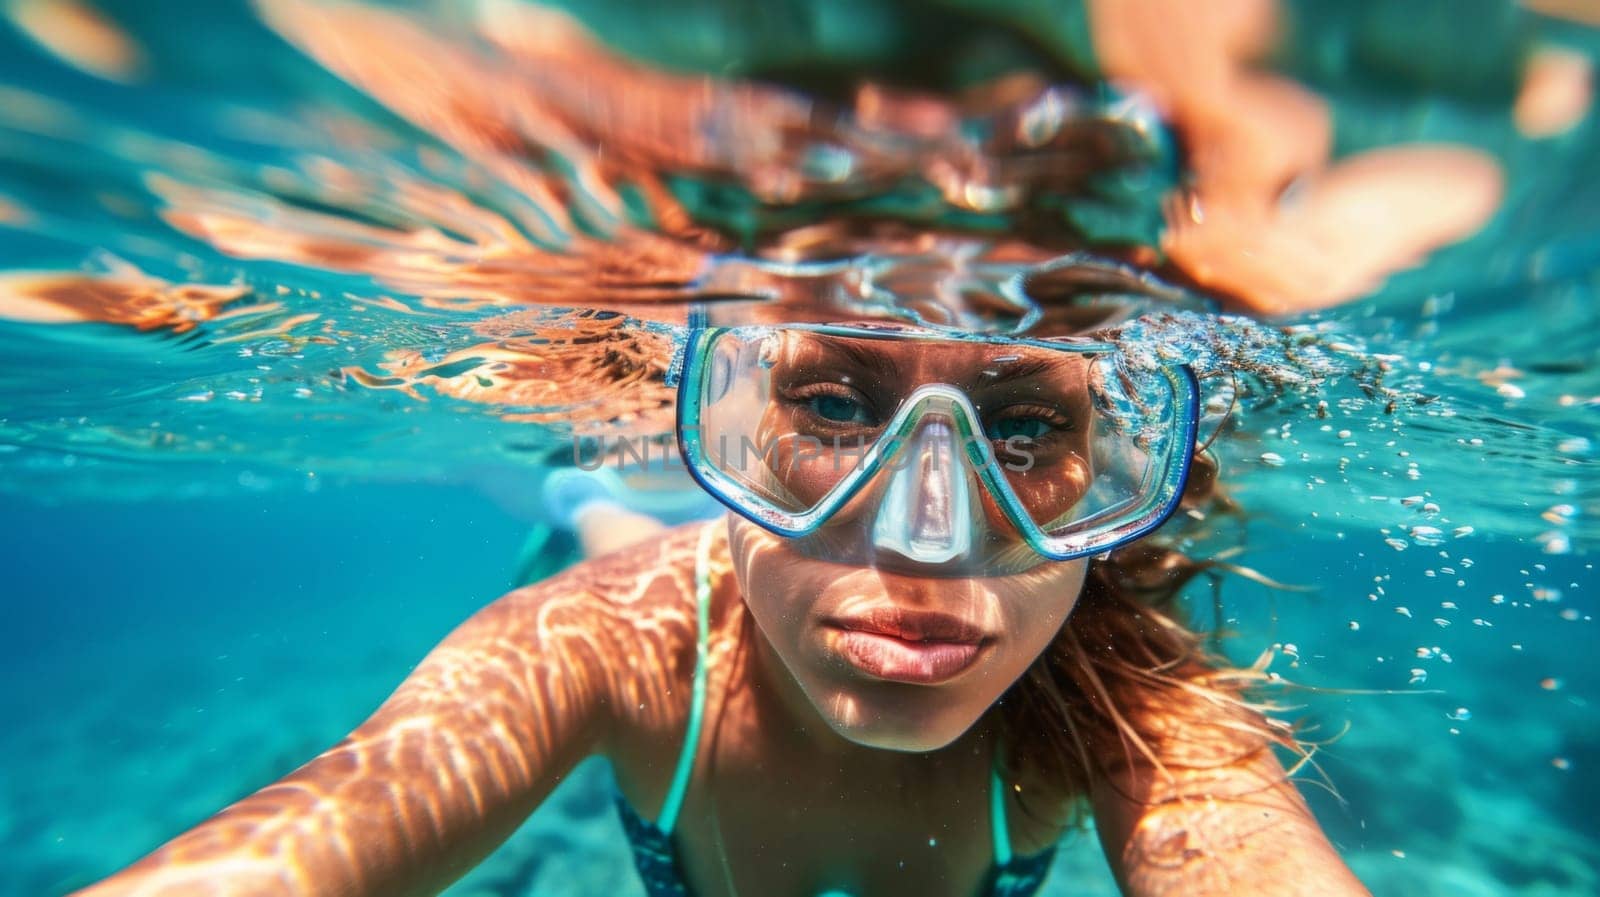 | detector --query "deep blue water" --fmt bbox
[0,485,532,895]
